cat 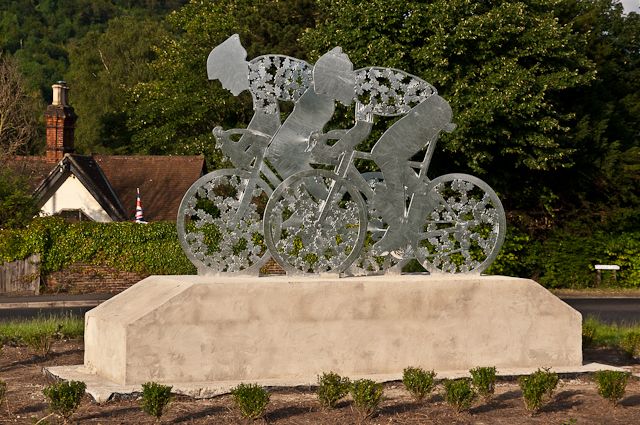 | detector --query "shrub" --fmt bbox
[582,317,599,347]
[620,331,640,358]
[42,380,86,423]
[0,217,196,276]
[22,326,59,357]
[141,382,173,419]
[350,379,383,419]
[518,368,559,413]
[317,371,350,408]
[231,383,270,420]
[443,378,476,412]
[470,366,497,401]
[402,367,437,401]
[594,370,631,406]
